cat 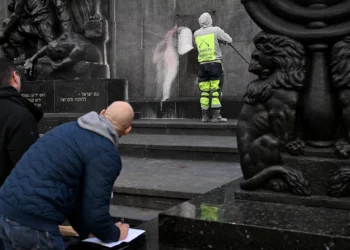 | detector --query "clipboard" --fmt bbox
[65,229,146,250]
[83,229,146,249]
